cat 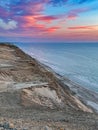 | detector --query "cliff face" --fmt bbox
[0,43,92,112]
